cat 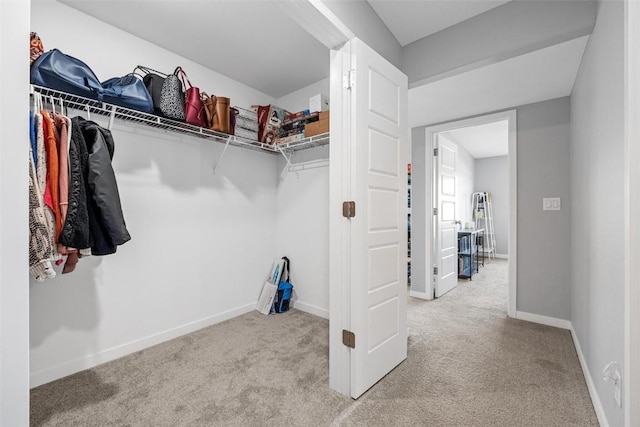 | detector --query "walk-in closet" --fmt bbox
[19,0,409,422]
